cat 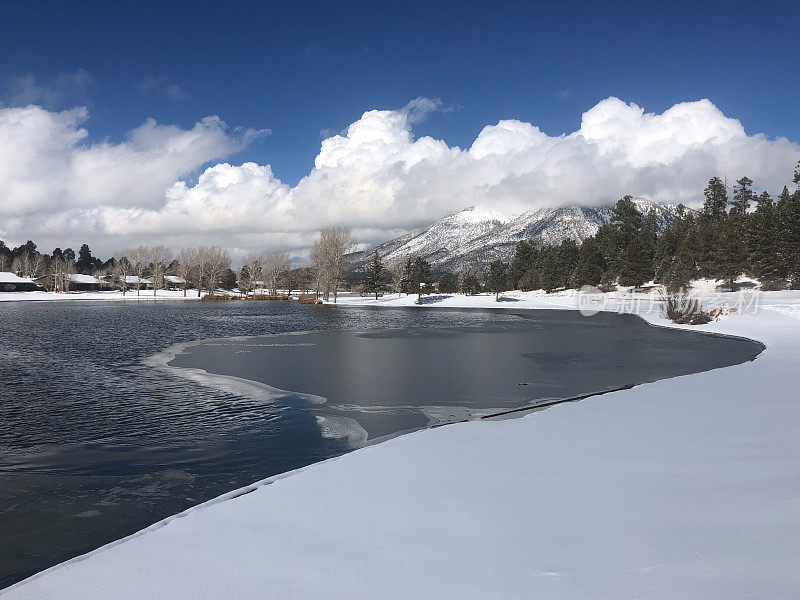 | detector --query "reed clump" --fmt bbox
[201,294,239,302]
[298,294,323,304]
